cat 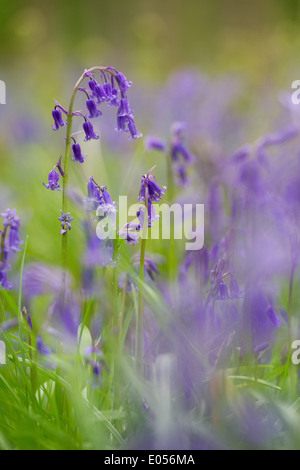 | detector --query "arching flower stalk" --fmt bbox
[46,66,142,305]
